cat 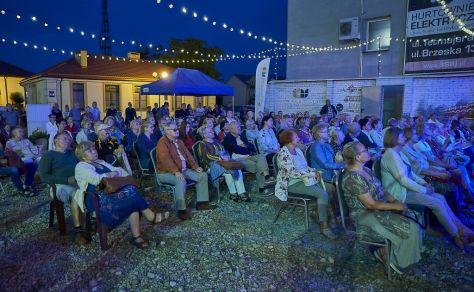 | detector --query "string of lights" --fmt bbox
[0,35,280,64]
[3,6,471,58]
[0,7,226,58]
[435,0,474,36]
